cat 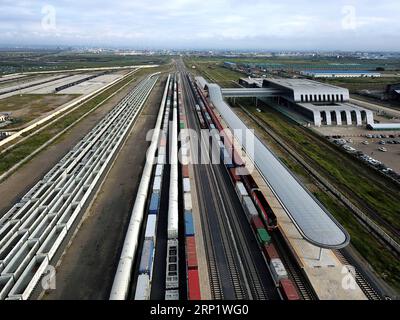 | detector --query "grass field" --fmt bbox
[184,58,244,87]
[235,104,400,292]
[0,94,79,128]
[0,50,169,74]
[247,102,400,233]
